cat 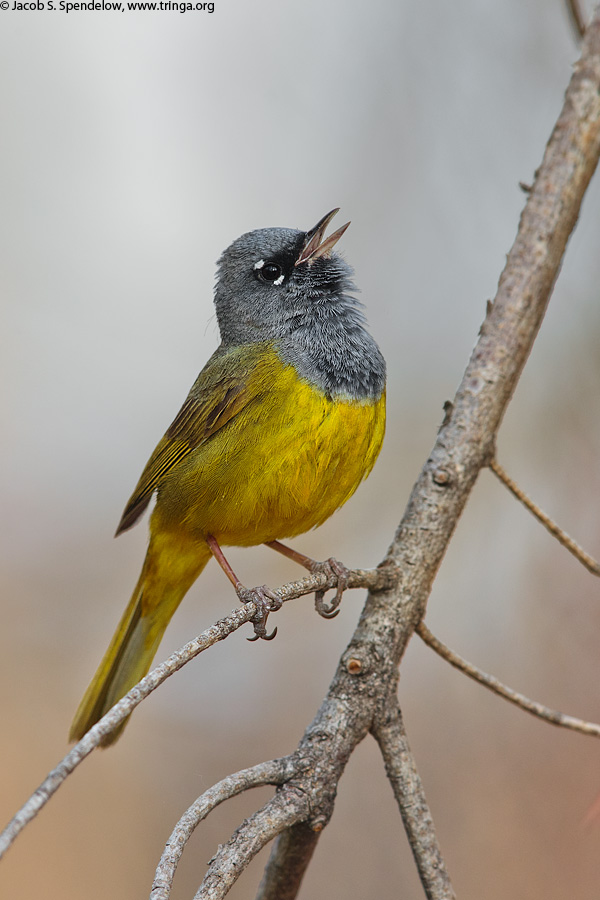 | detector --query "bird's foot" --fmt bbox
[309,557,350,619]
[263,541,350,621]
[236,583,282,641]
